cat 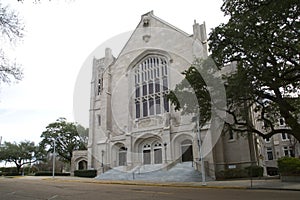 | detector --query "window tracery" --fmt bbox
[134,56,169,119]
